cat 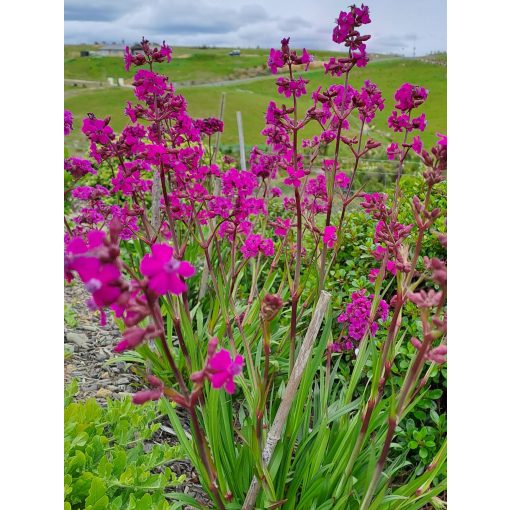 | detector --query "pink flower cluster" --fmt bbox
[323,226,337,248]
[124,38,172,71]
[64,157,96,178]
[82,114,115,145]
[337,289,389,343]
[240,234,274,258]
[65,220,130,323]
[195,117,224,136]
[326,4,371,75]
[267,40,312,74]
[386,82,429,160]
[354,80,385,123]
[276,77,309,98]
